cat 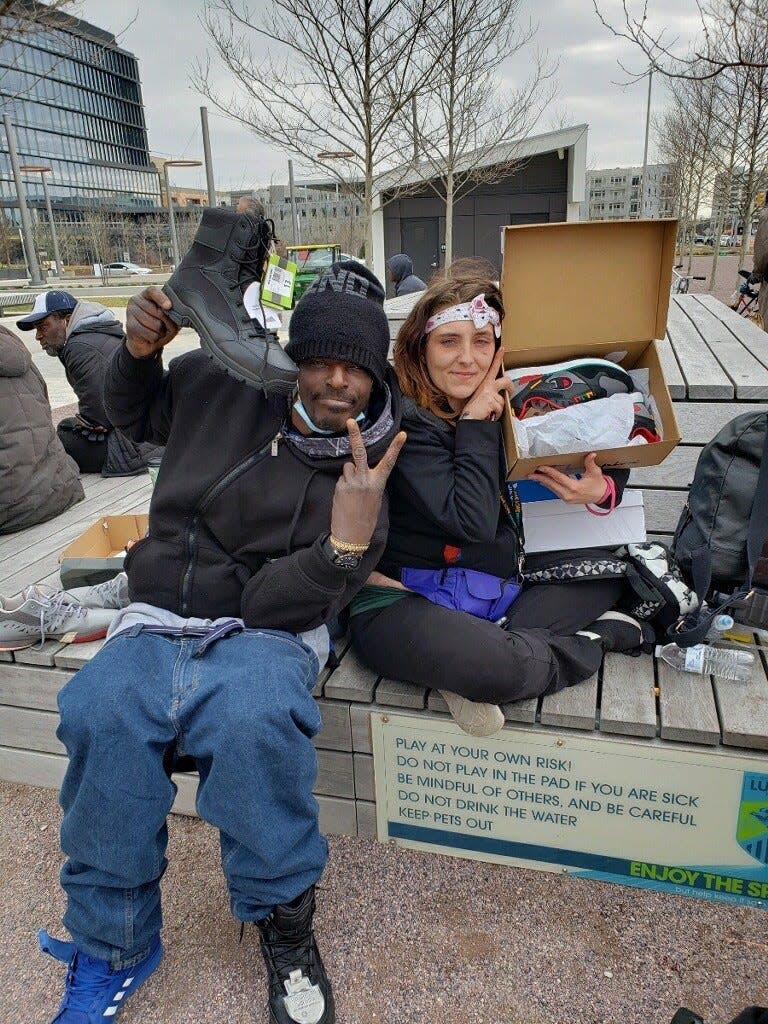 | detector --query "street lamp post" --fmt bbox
[3,114,44,285]
[287,159,299,244]
[20,165,62,276]
[163,159,202,267]
[317,149,356,251]
[640,68,653,219]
